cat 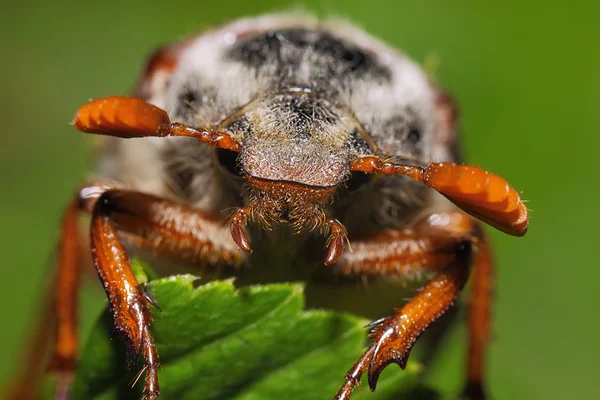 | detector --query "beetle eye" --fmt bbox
[216,148,244,177]
[406,126,421,144]
[345,171,371,193]
[180,90,197,109]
